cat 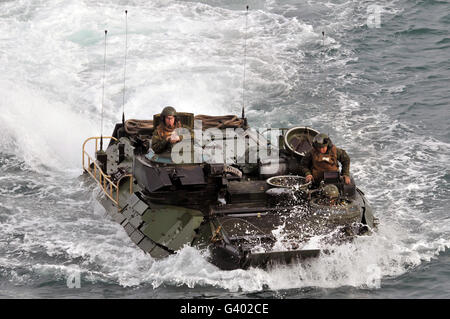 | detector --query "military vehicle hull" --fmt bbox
[82,114,377,270]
